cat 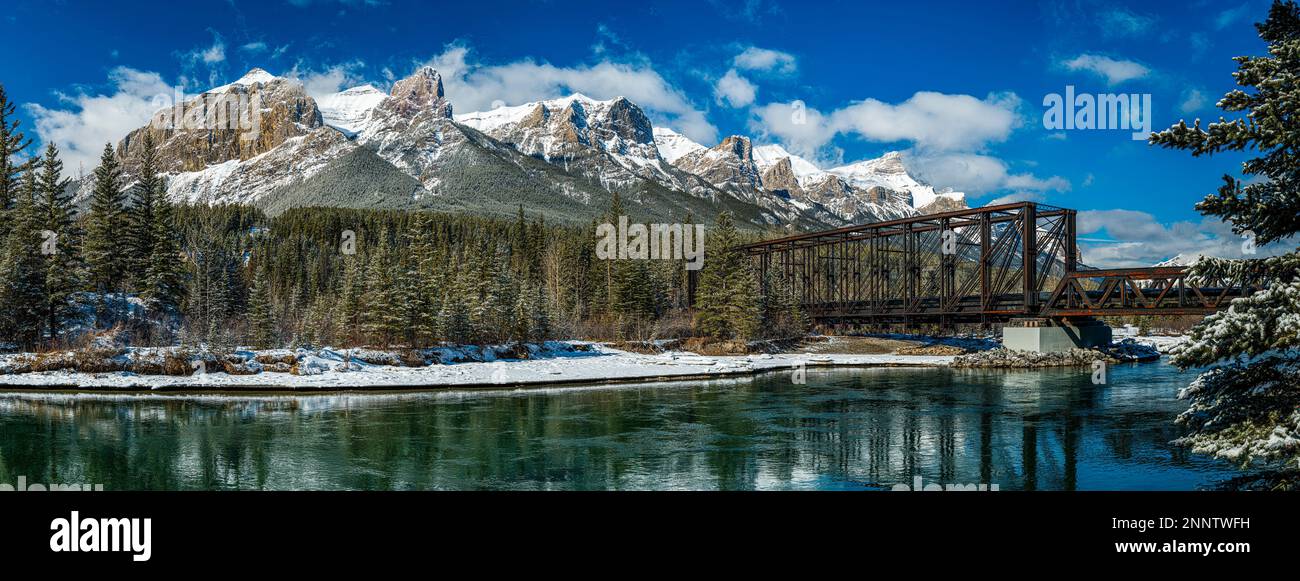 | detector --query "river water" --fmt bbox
[0,360,1241,490]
